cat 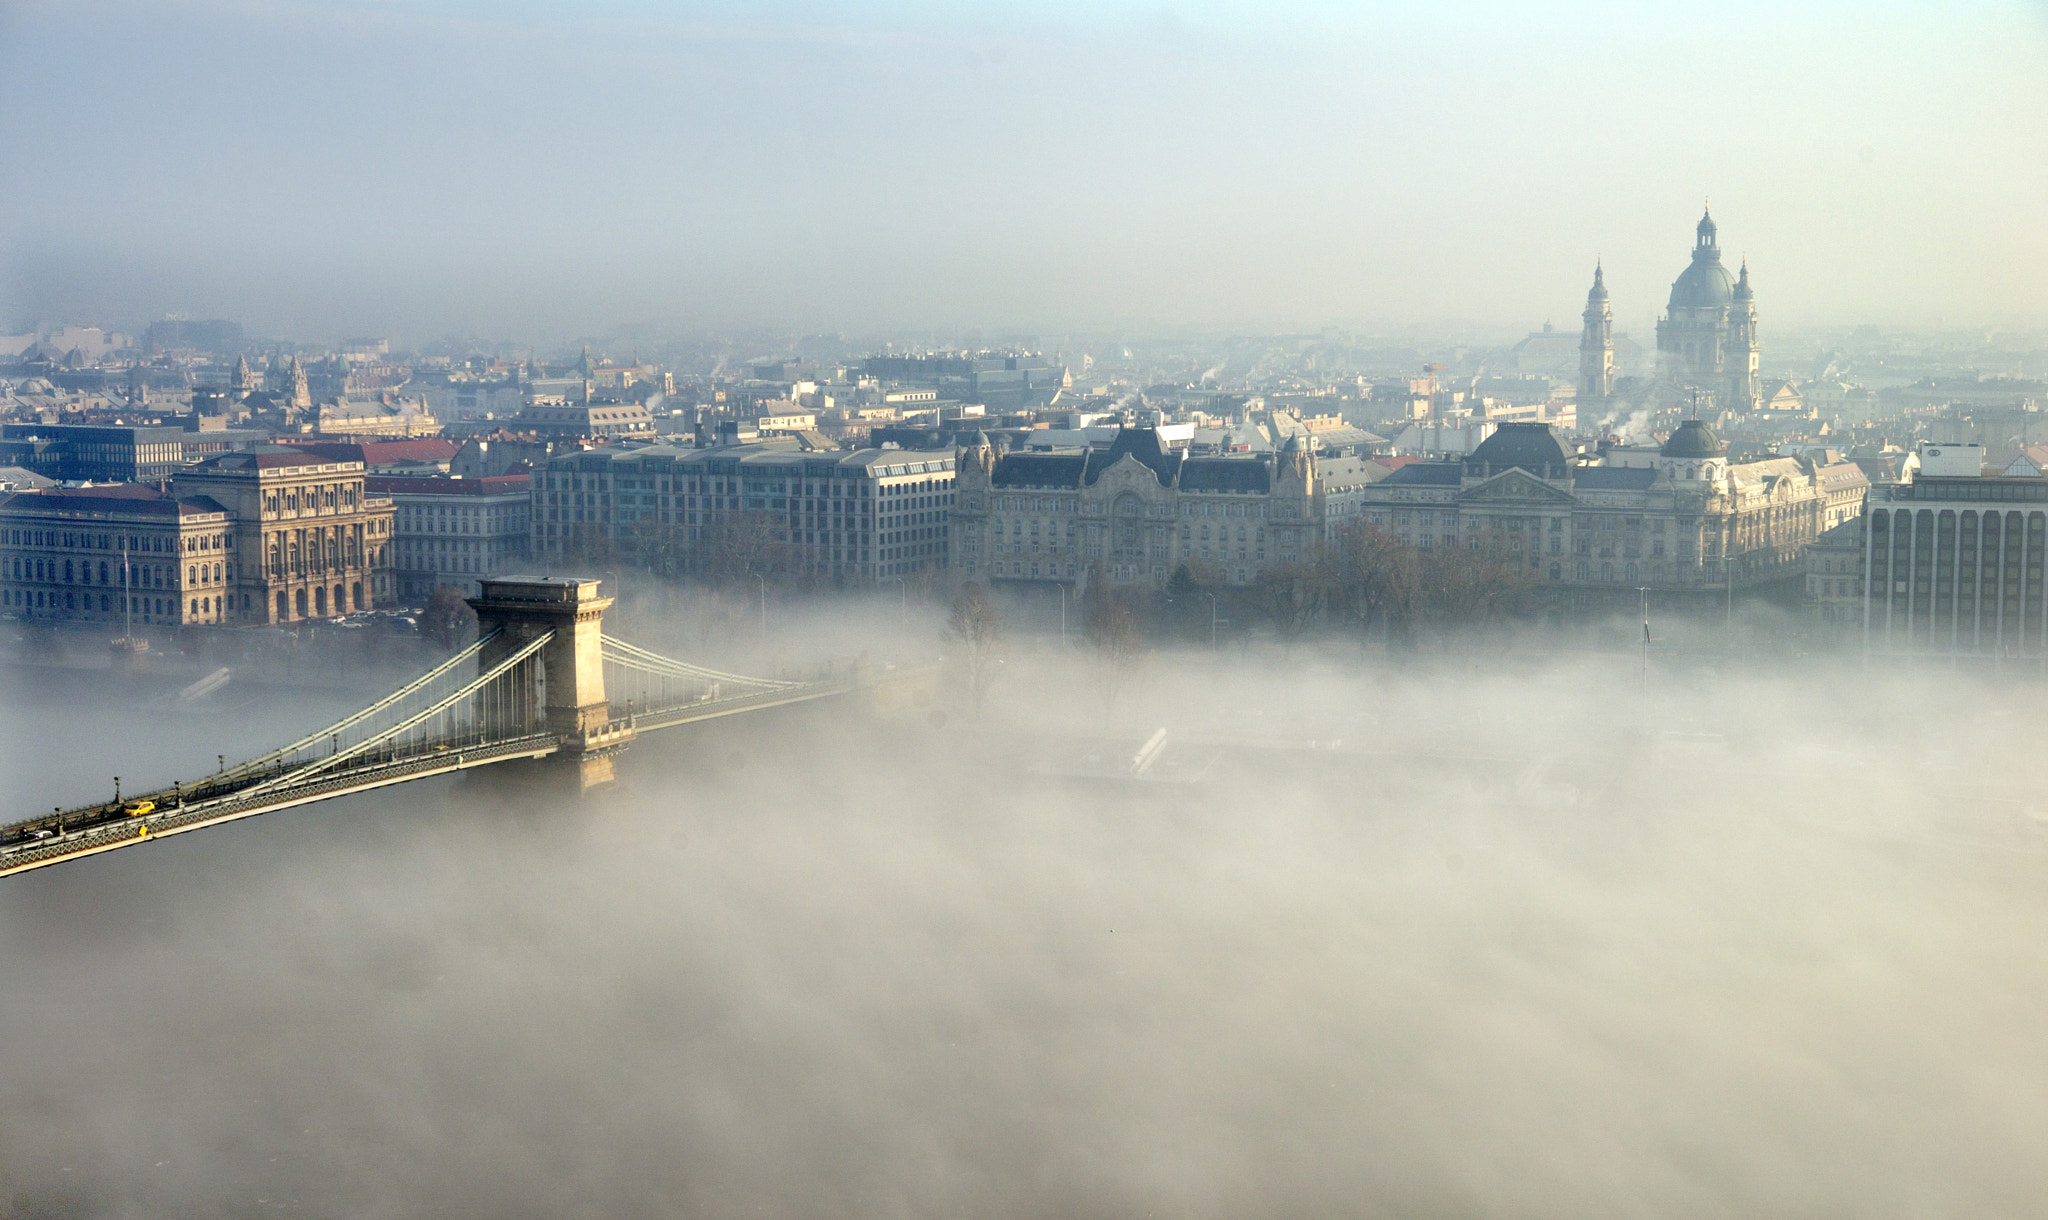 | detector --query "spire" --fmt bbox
[1696,203,1717,249]
[1588,259,1608,301]
[1734,257,1753,300]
